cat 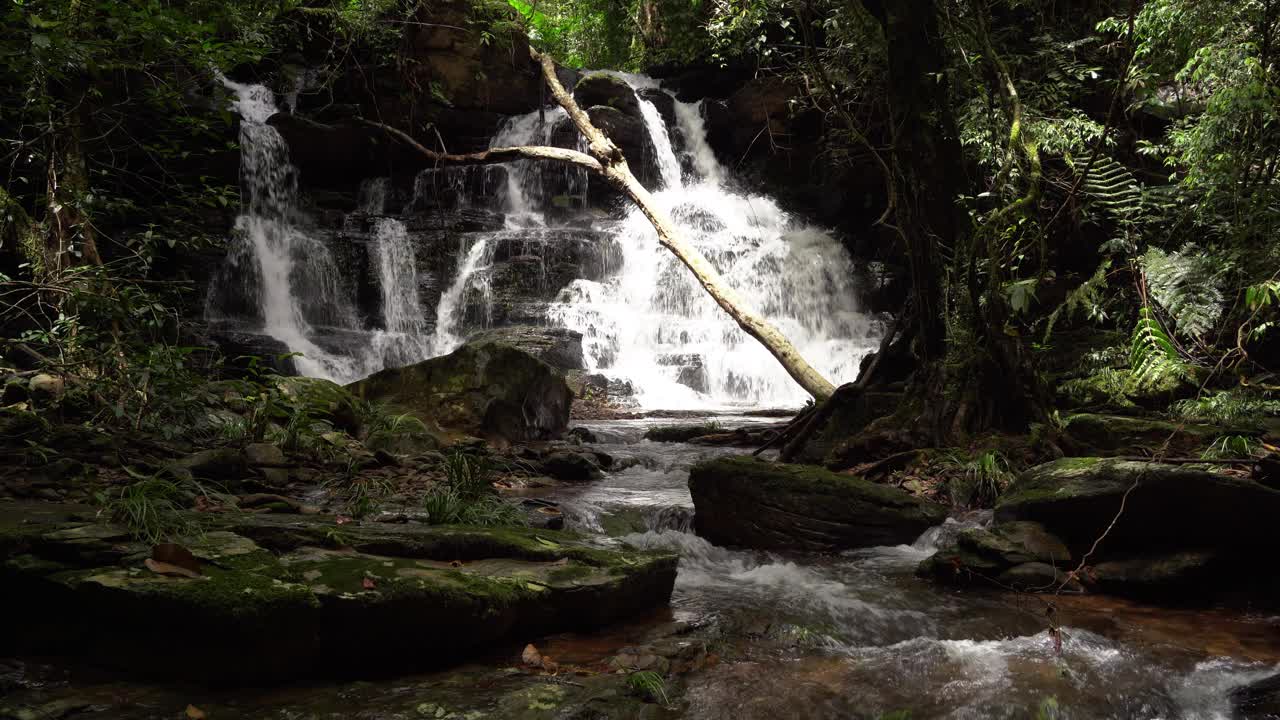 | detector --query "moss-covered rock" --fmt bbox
[274,375,365,434]
[573,73,641,116]
[915,521,1073,589]
[688,456,947,551]
[1063,413,1258,455]
[350,340,573,442]
[0,503,676,682]
[996,457,1280,557]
